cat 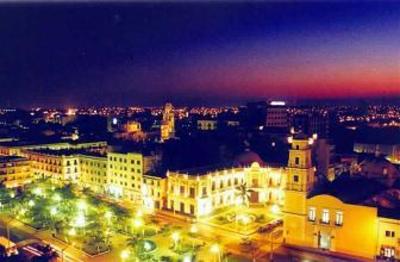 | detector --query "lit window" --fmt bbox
[383,247,395,258]
[335,211,343,226]
[308,207,316,221]
[321,209,329,224]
